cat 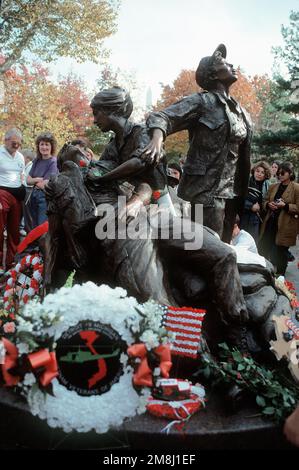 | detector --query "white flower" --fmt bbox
[18,320,33,333]
[23,373,36,386]
[19,283,147,433]
[120,353,128,366]
[16,341,29,355]
[140,330,160,350]
[136,387,151,414]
